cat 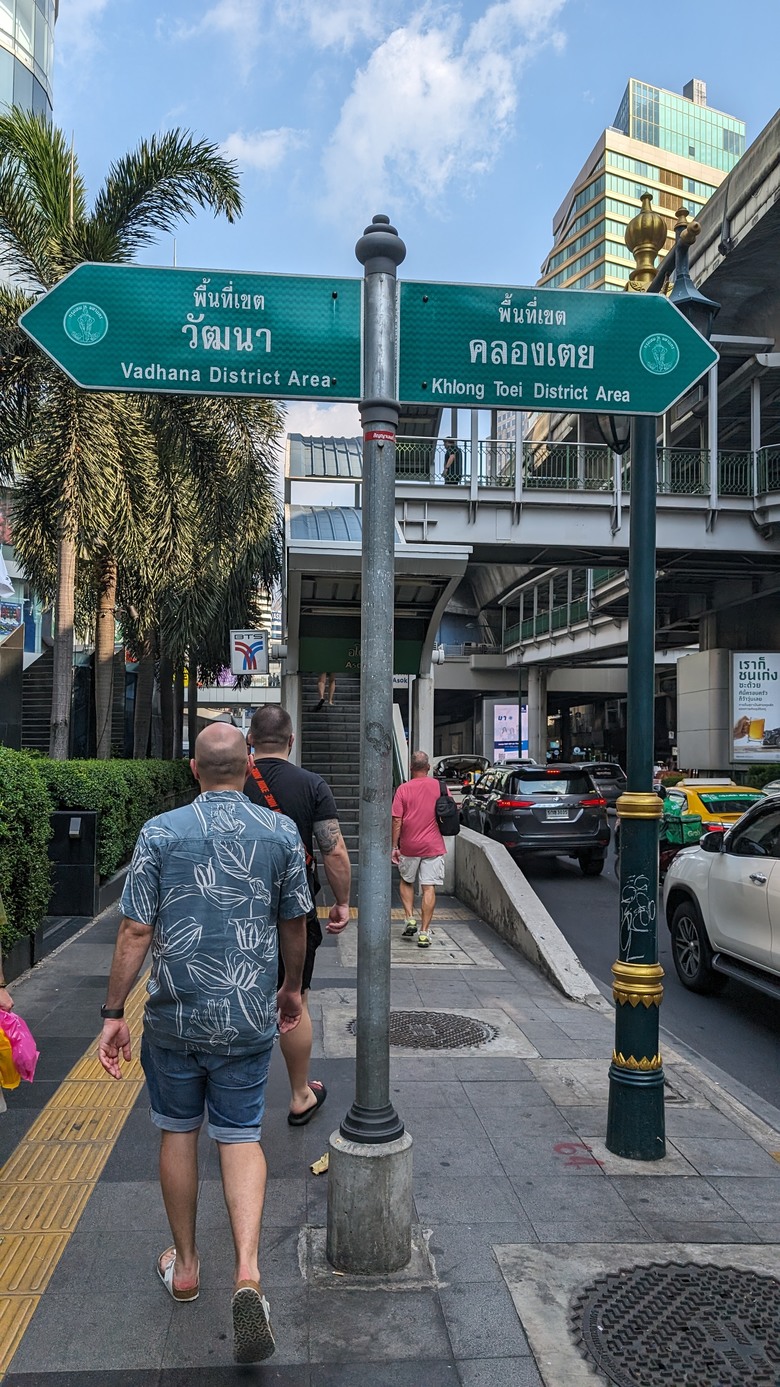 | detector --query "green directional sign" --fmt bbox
[19,263,363,401]
[399,281,718,416]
